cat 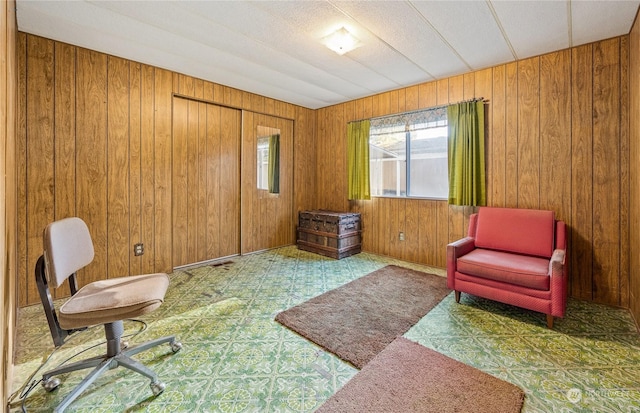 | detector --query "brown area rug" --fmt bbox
[275,265,449,368]
[317,337,525,413]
